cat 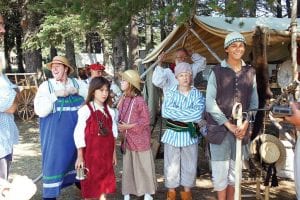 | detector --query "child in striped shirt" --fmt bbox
[161,62,205,200]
